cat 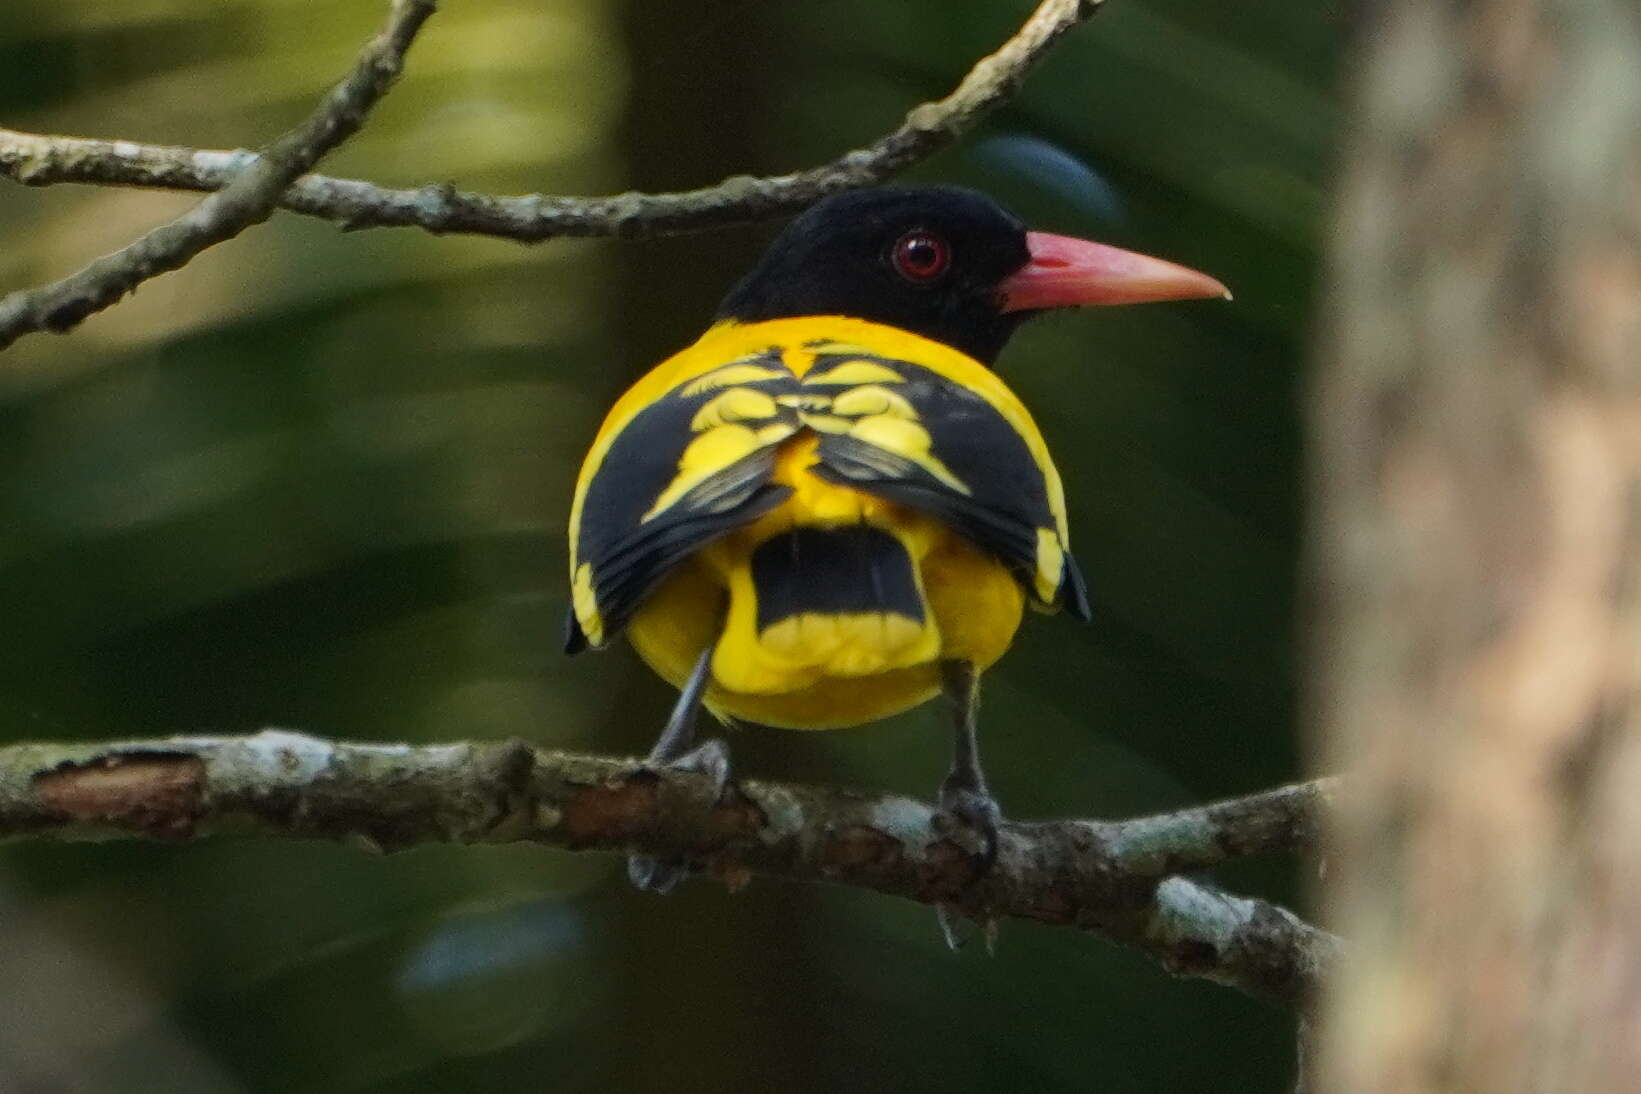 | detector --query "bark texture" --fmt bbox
[1314,0,1641,1088]
[0,0,1102,246]
[0,732,1338,1007]
[0,0,435,349]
